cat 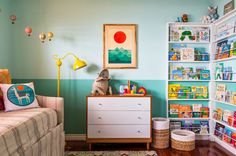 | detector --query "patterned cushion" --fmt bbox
[0,69,11,110]
[0,82,39,111]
